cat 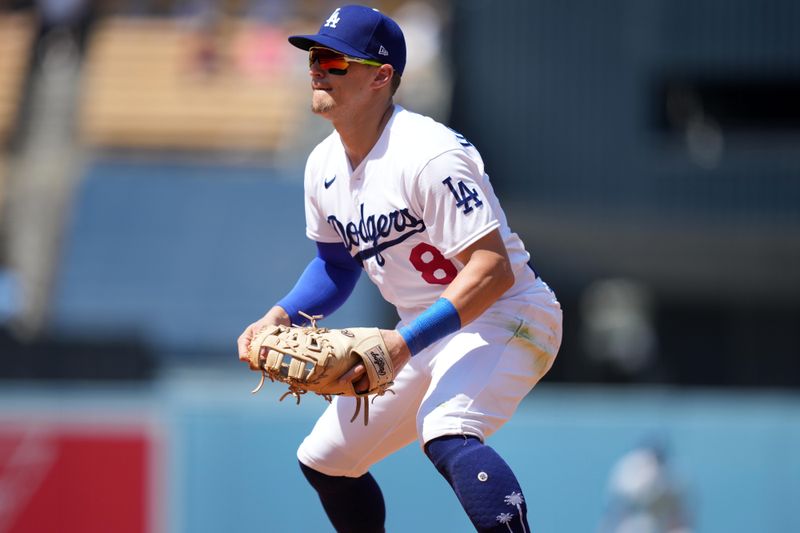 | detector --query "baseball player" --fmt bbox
[237,5,563,532]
